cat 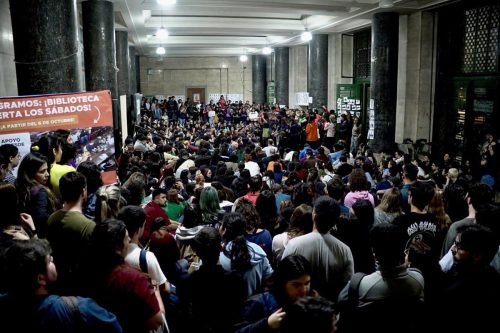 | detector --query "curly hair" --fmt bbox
[348,168,368,192]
